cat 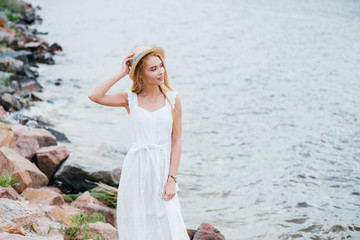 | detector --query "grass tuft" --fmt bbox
[60,212,104,240]
[0,173,21,188]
